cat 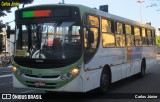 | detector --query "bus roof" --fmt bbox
[17,4,155,30]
